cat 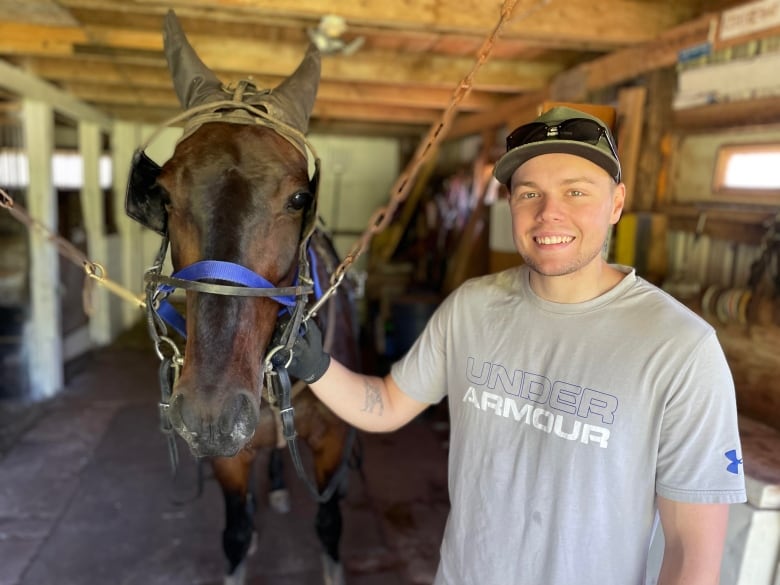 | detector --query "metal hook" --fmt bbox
[263,344,294,372]
[154,335,183,365]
